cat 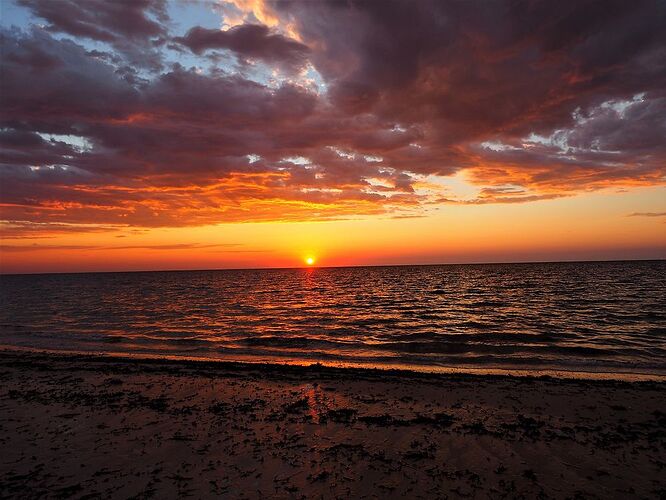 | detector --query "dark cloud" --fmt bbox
[0,28,140,125]
[18,0,169,70]
[272,0,666,180]
[1,0,665,236]
[17,0,168,41]
[280,0,666,126]
[175,24,310,72]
